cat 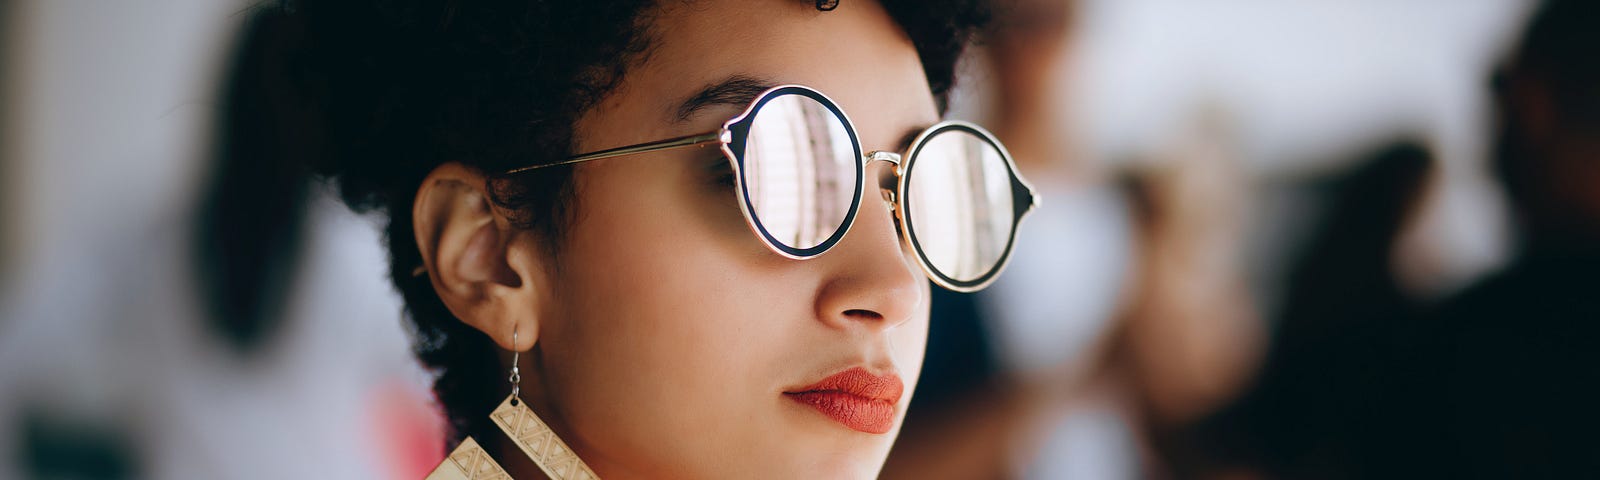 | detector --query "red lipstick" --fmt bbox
[784,367,904,434]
